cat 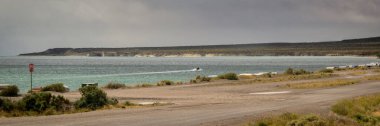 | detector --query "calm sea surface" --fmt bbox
[0,56,378,92]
